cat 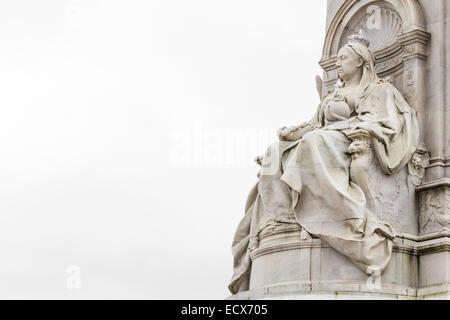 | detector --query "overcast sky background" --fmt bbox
[0,0,327,299]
